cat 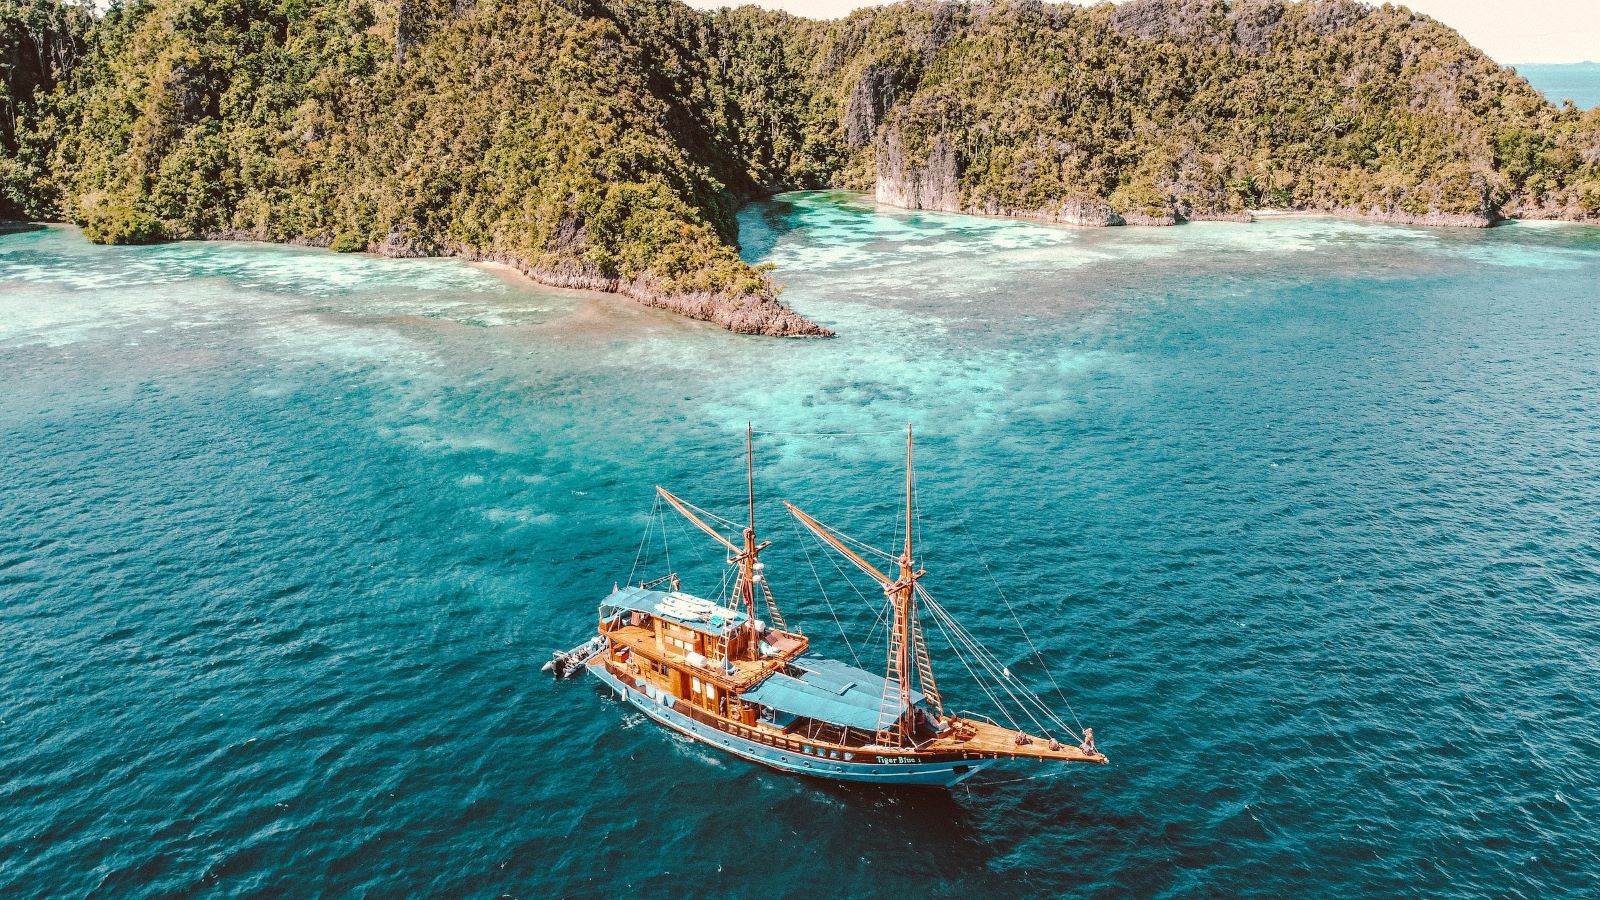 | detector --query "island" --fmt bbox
[3,0,1598,334]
